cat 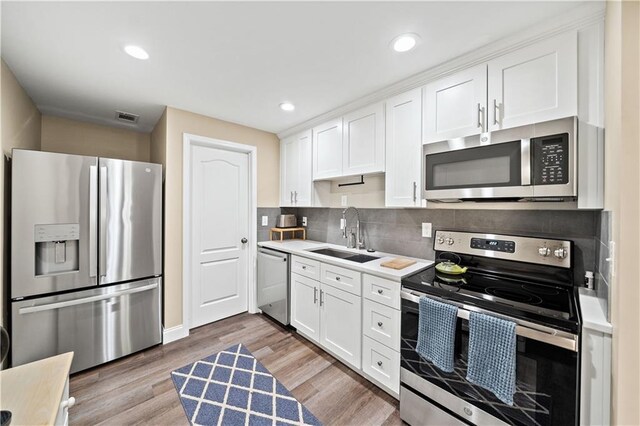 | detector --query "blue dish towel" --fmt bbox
[466,311,517,405]
[416,296,458,373]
